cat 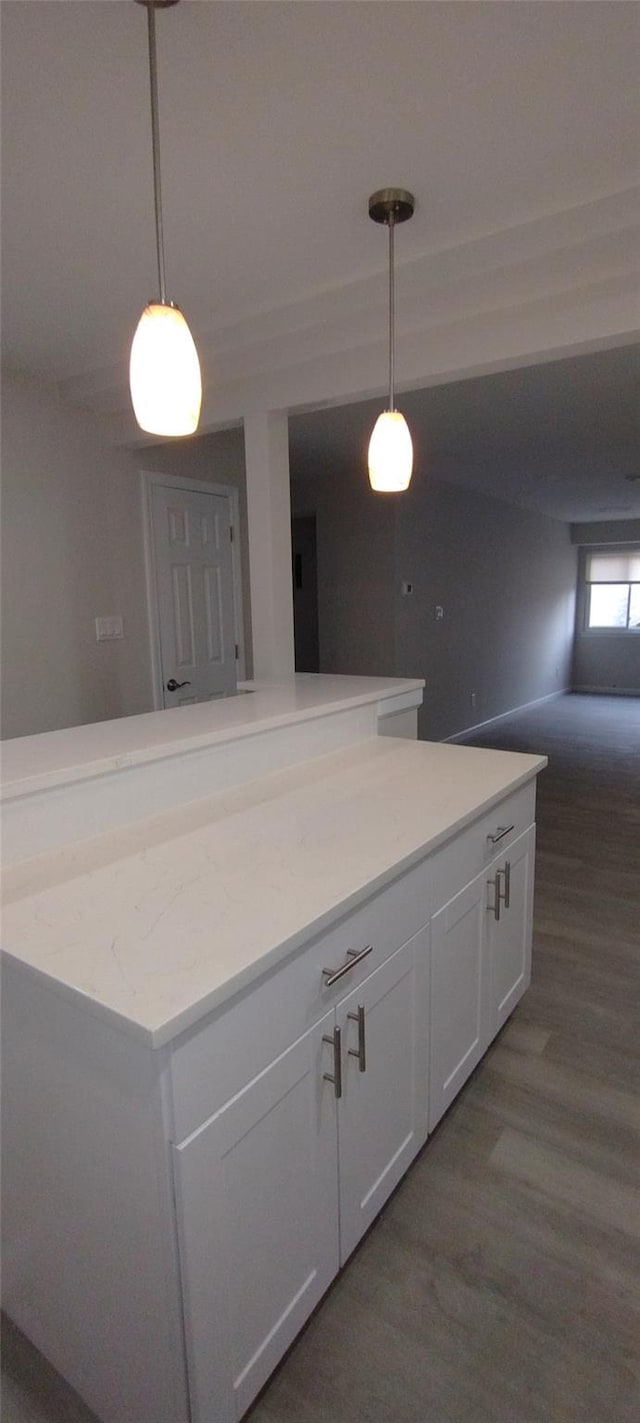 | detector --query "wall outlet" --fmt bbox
[434,605,444,621]
[470,691,477,710]
[95,615,124,641]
